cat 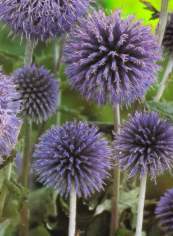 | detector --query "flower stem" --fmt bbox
[68,183,77,236]
[21,39,34,186]
[154,55,173,102]
[0,163,12,219]
[21,118,32,187]
[110,104,121,236]
[53,36,66,124]
[24,39,34,65]
[20,39,34,236]
[157,0,169,46]
[135,174,147,236]
[50,37,66,218]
